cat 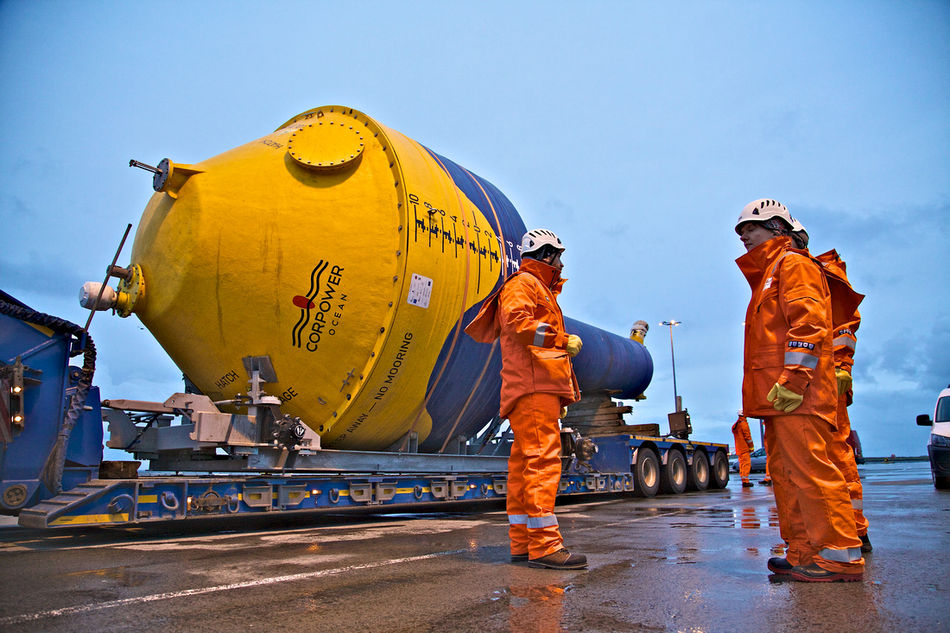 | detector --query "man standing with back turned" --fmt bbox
[735,199,864,582]
[465,228,586,570]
